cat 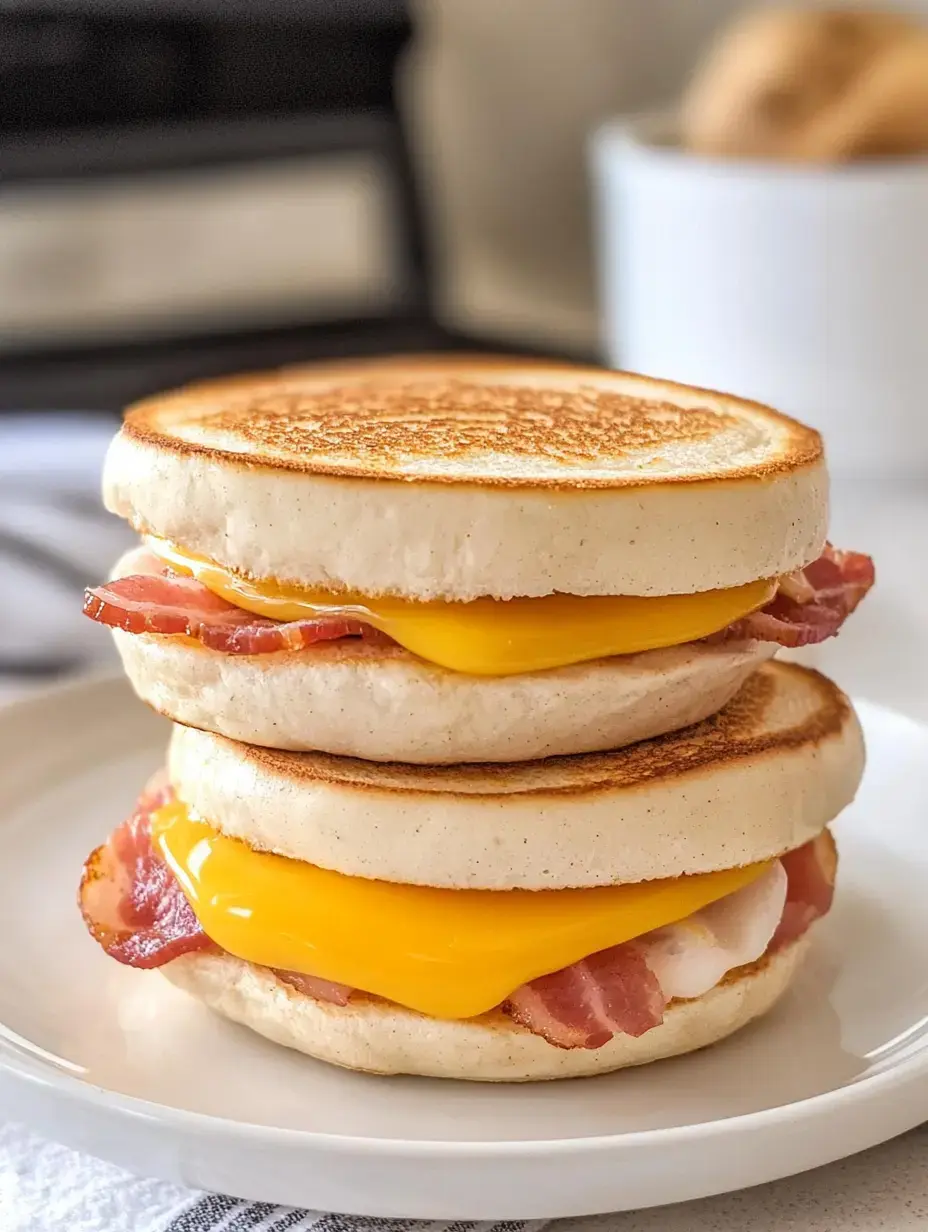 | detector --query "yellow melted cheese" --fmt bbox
[152,801,769,1019]
[149,538,777,676]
